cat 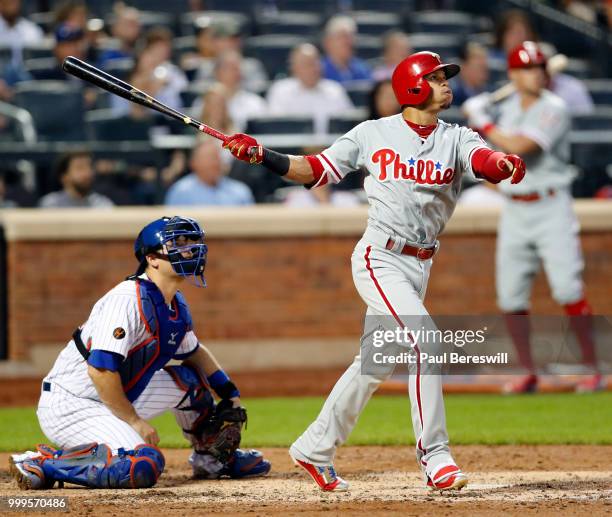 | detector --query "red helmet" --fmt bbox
[507,41,546,69]
[391,51,460,106]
